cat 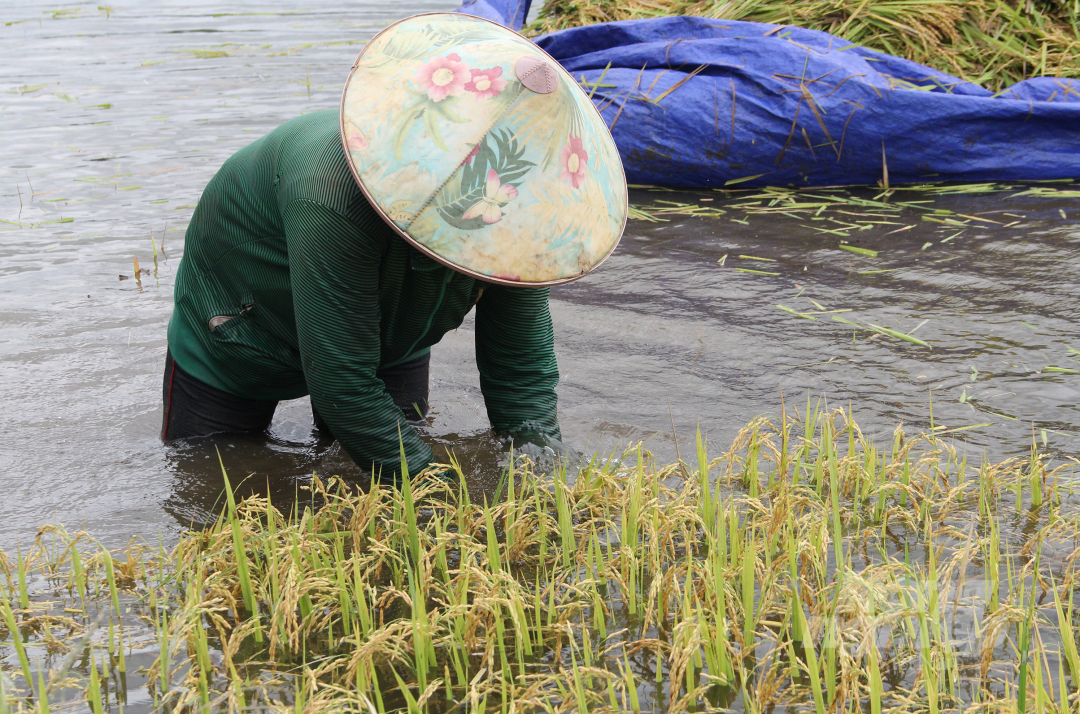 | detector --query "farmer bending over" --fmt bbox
[160,13,627,479]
